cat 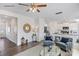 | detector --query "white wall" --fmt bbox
[0,10,18,44]
[17,15,35,45]
[48,21,79,35]
[38,18,46,41]
[49,21,59,34]
[0,10,36,46]
[6,18,17,44]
